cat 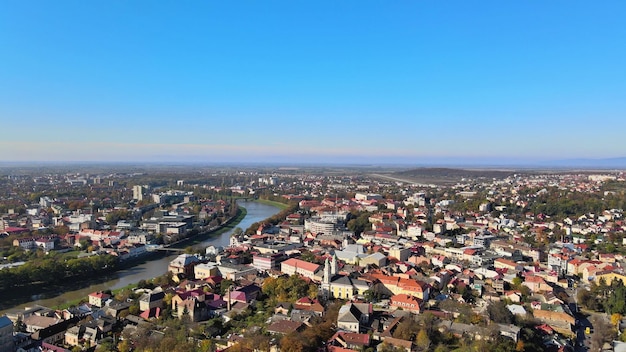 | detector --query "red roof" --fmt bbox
[282,258,320,273]
[4,227,29,233]
[329,331,370,346]
[89,291,111,299]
